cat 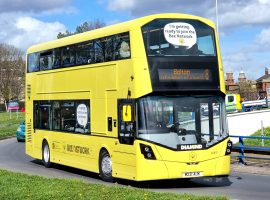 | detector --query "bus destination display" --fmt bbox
[158,68,212,82]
